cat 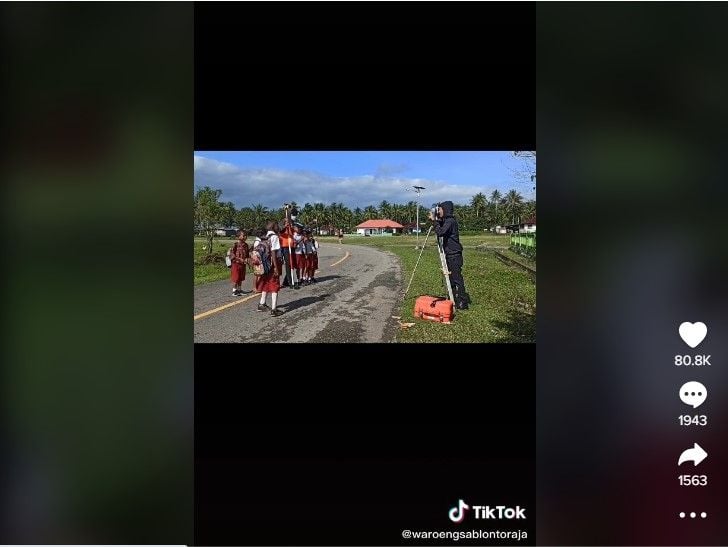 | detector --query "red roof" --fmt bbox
[356,219,404,229]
